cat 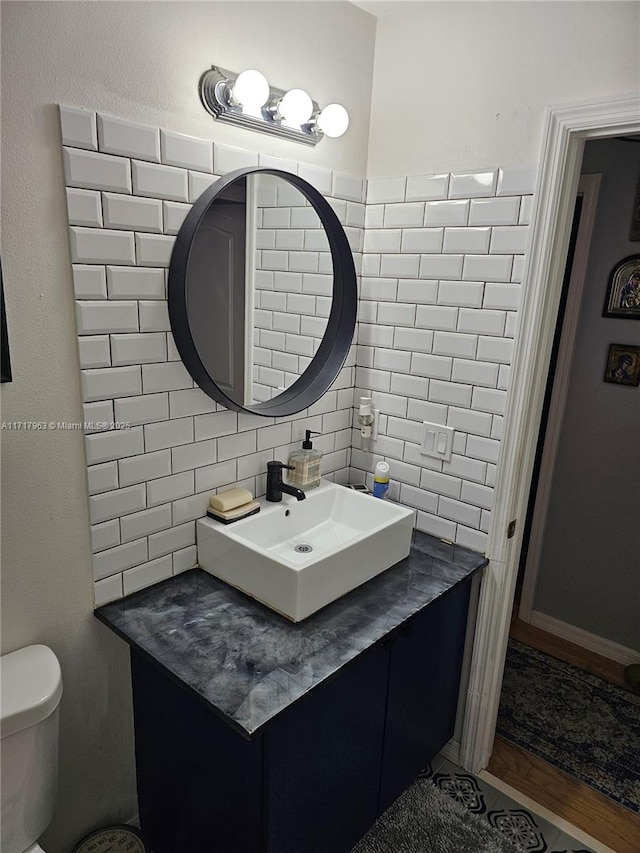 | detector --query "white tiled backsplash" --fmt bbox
[60,106,533,605]
[60,106,361,606]
[351,168,534,552]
